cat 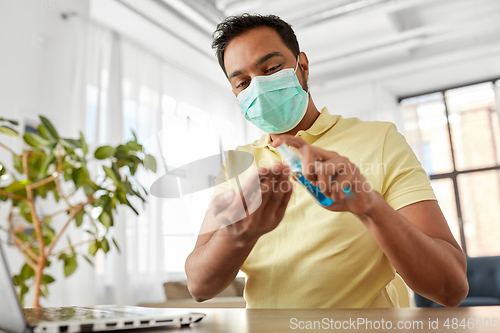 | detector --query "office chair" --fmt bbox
[414,255,500,307]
